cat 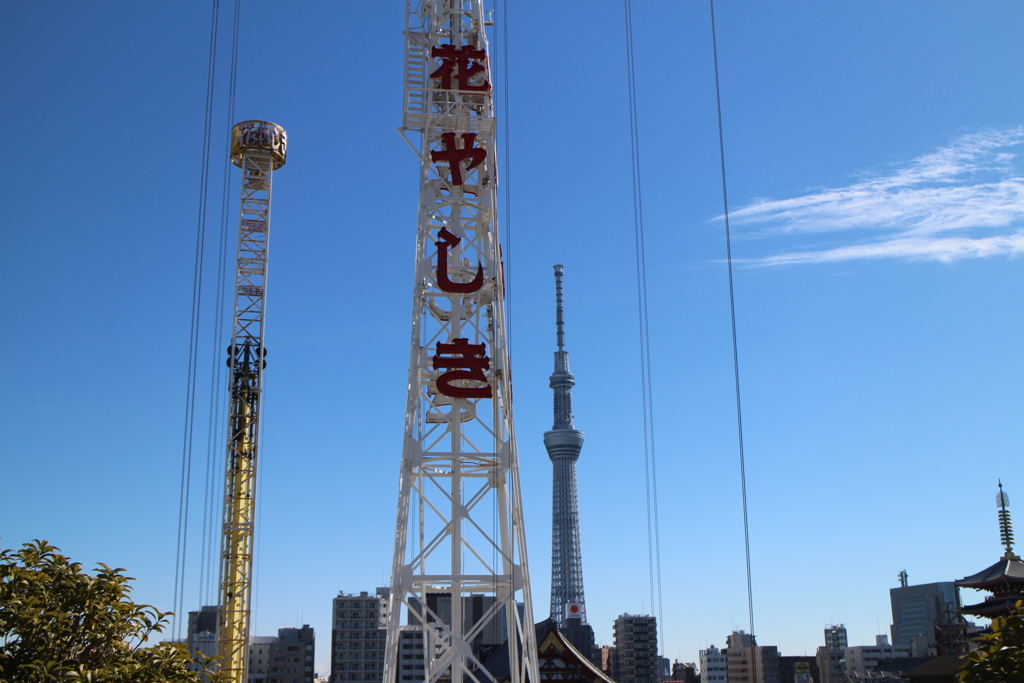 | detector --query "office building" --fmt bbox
[612,615,660,683]
[777,656,817,683]
[248,625,315,683]
[698,645,726,683]
[889,580,959,654]
[815,625,846,683]
[724,631,779,683]
[331,589,387,683]
[186,605,219,664]
[670,661,698,683]
[843,635,910,676]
